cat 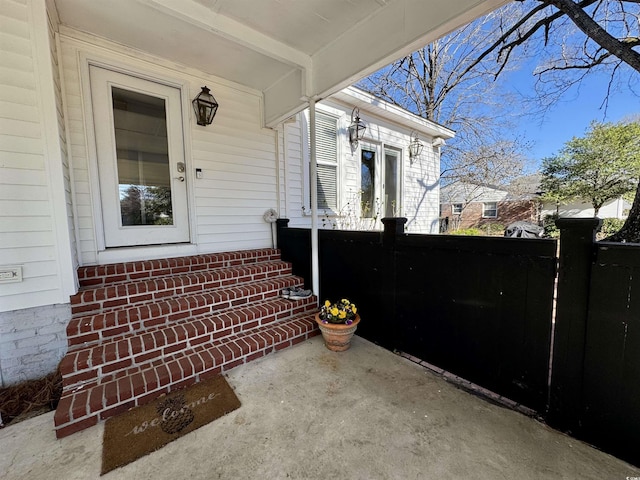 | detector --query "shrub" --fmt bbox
[449,228,483,236]
[542,214,560,238]
[598,217,625,239]
[482,223,505,236]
